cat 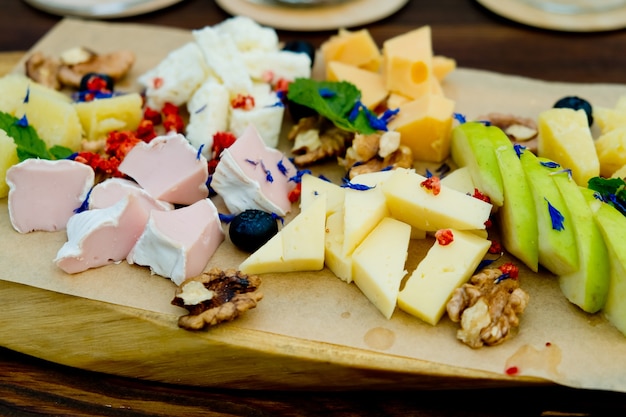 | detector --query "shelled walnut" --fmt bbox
[172,268,263,331]
[25,47,135,90]
[446,266,529,348]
